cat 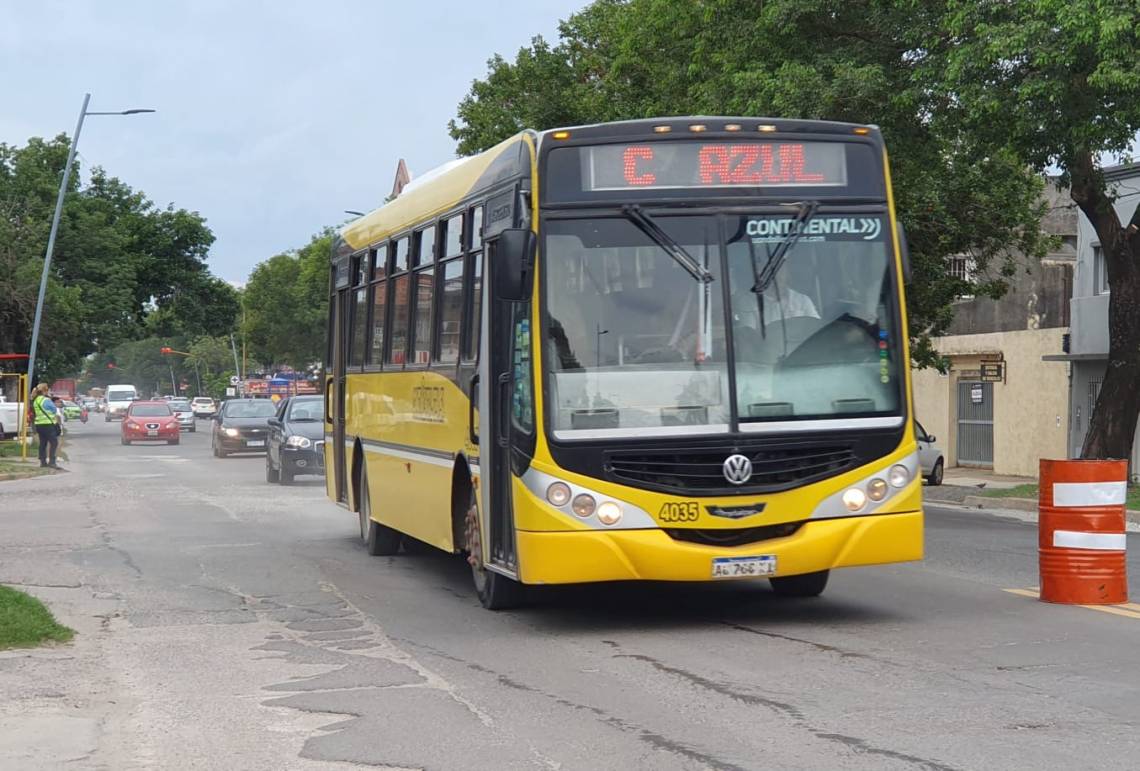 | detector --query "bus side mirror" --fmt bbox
[896,221,912,283]
[493,228,535,302]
